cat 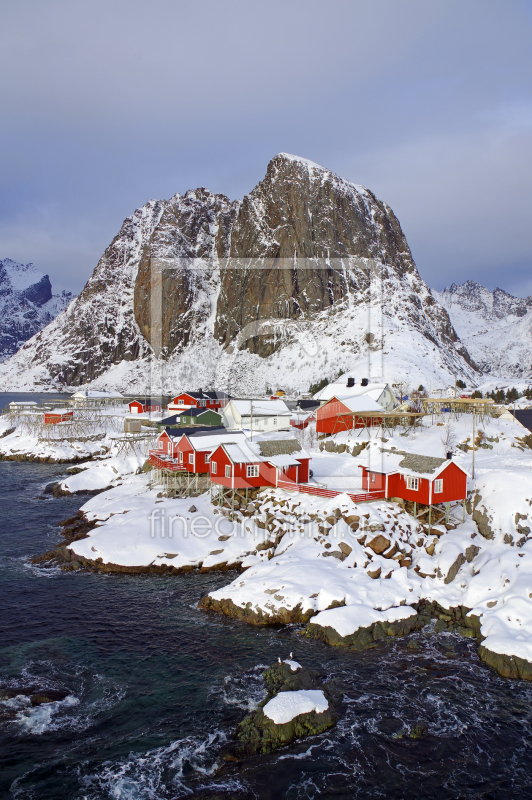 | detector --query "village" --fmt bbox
[2,374,532,684]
